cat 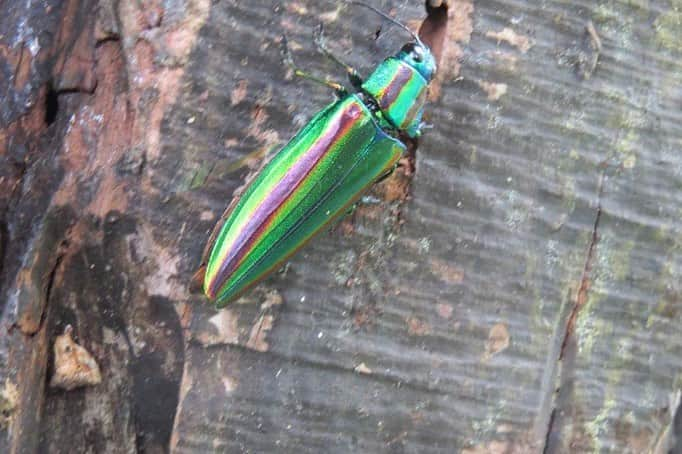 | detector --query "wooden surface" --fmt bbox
[1,0,682,452]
